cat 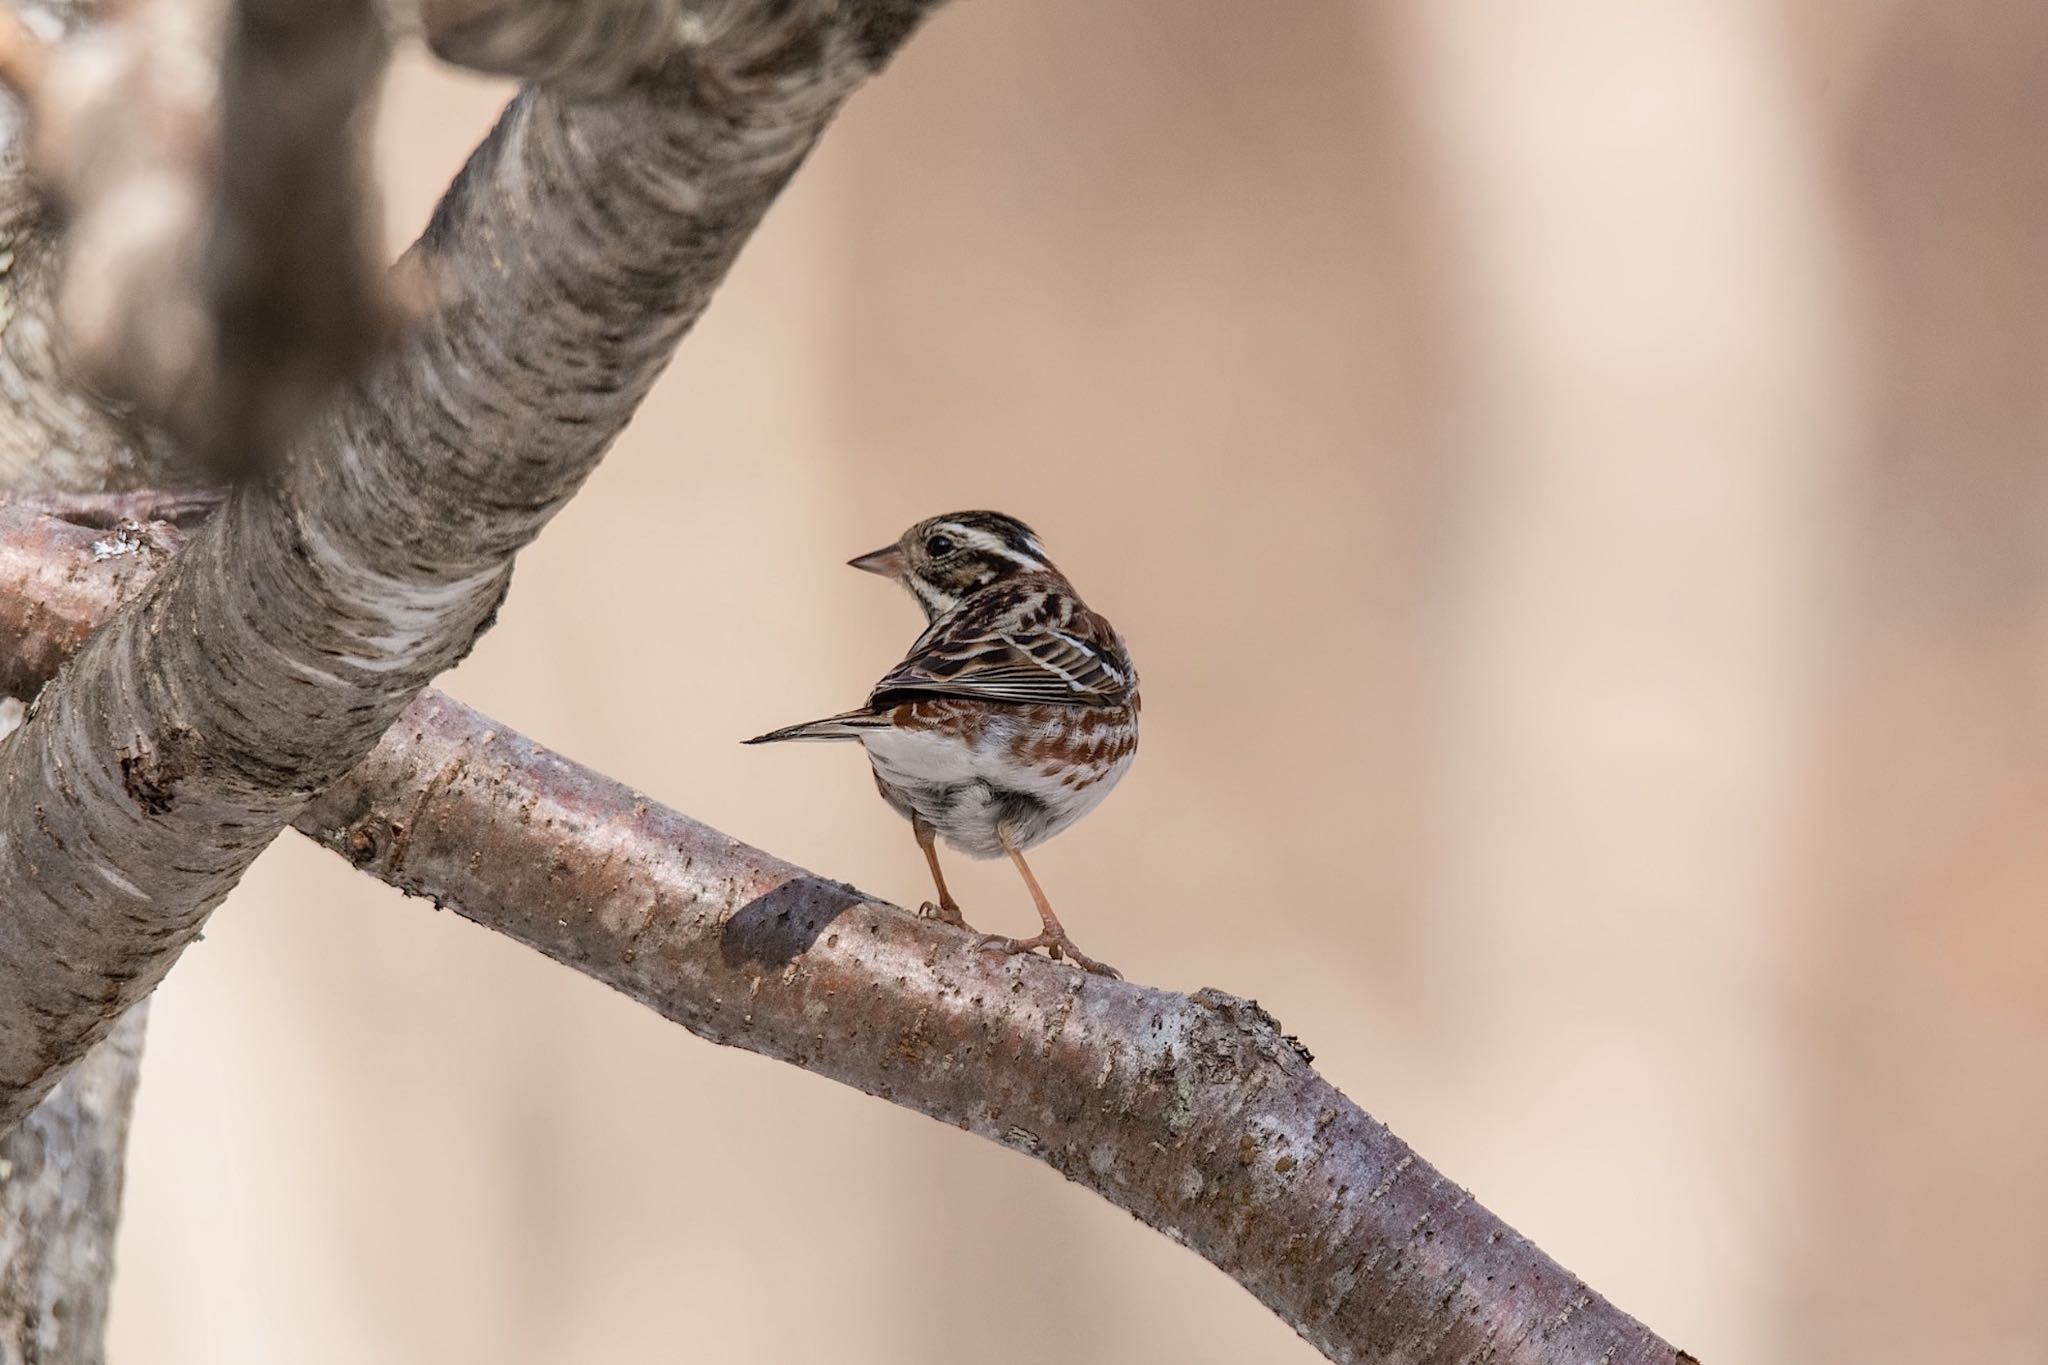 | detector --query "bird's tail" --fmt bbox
[743,710,888,744]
